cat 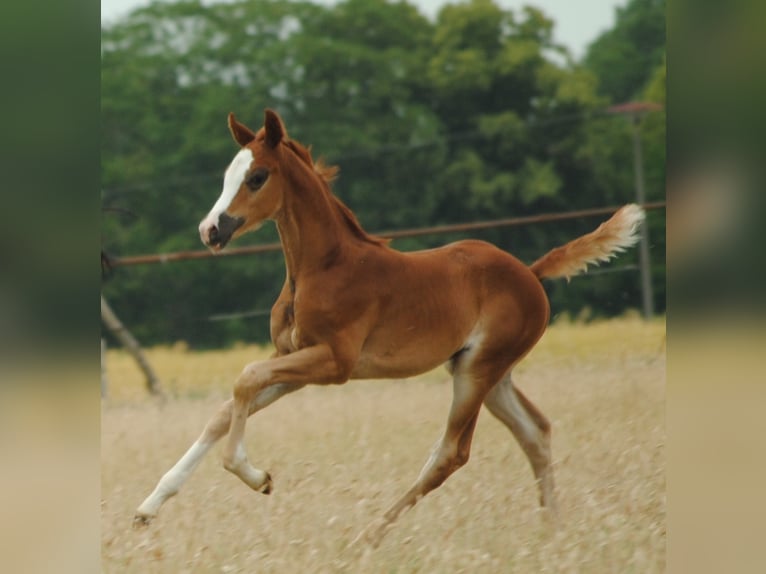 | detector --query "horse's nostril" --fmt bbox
[208,225,219,244]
